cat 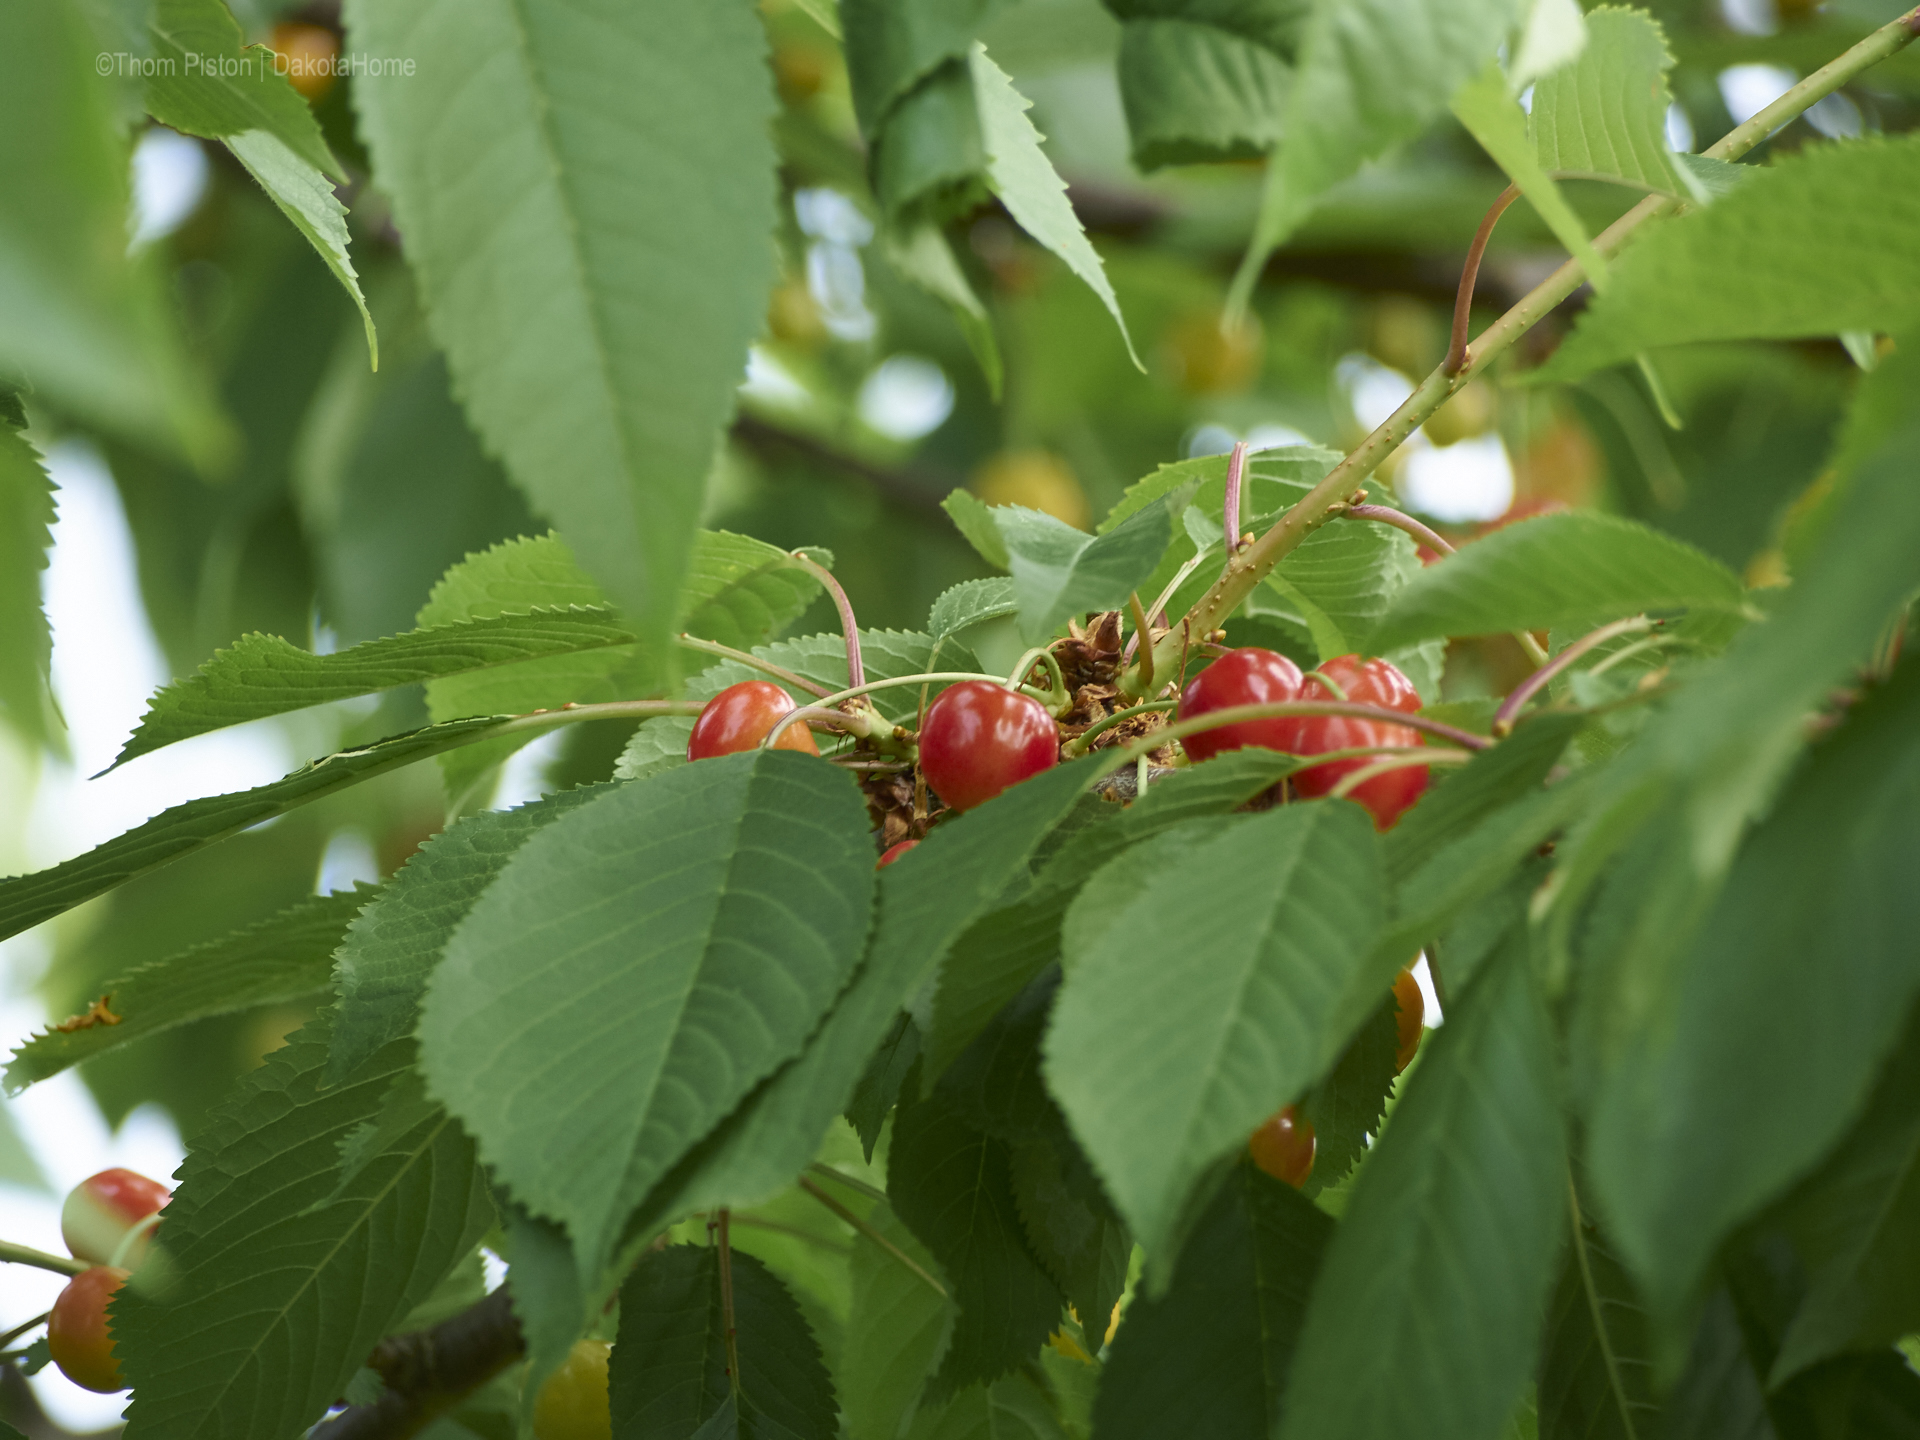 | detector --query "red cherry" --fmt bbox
[1393,966,1425,1072]
[917,681,1059,812]
[687,681,820,760]
[1175,648,1306,762]
[877,840,919,868]
[1248,1106,1315,1187]
[1280,654,1428,830]
[62,1168,170,1267]
[48,1265,129,1393]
